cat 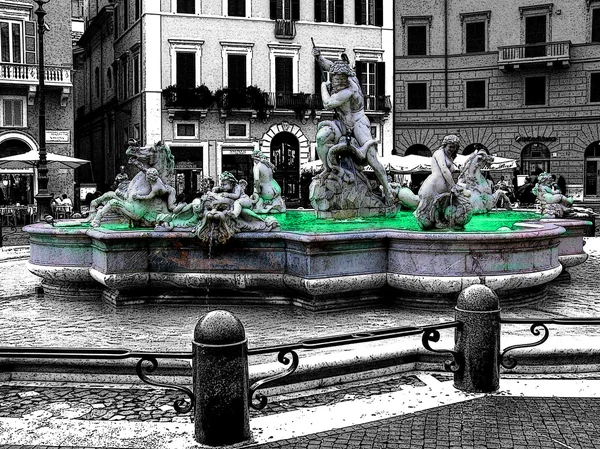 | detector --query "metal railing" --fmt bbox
[275,19,296,39]
[498,41,571,66]
[0,63,72,85]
